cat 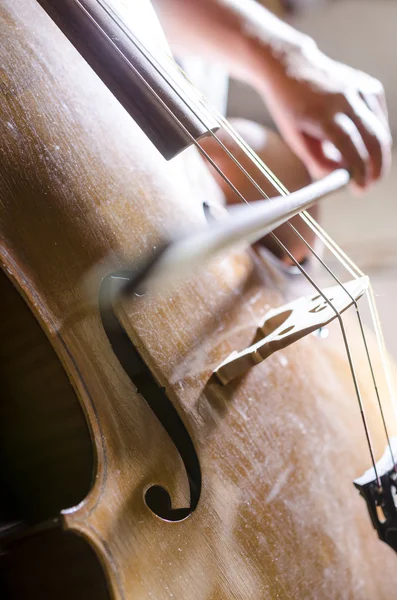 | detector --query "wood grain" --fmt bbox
[1,1,397,598]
